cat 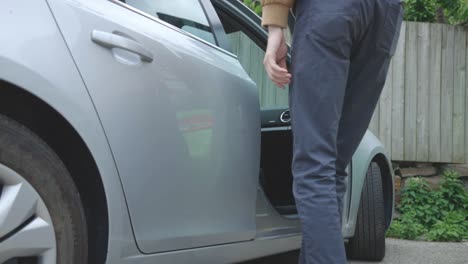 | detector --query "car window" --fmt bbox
[123,0,217,45]
[213,2,291,109]
[216,21,289,108]
[230,31,289,108]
